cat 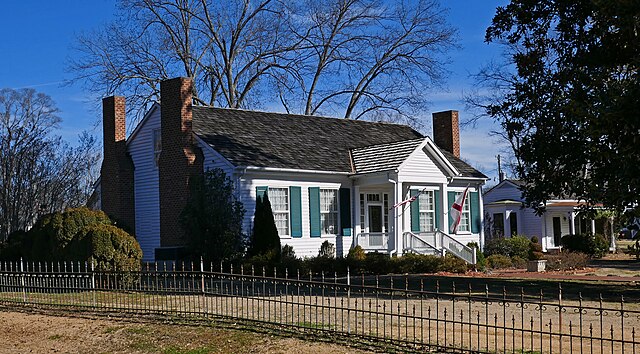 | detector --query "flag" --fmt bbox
[392,193,418,209]
[449,186,469,234]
